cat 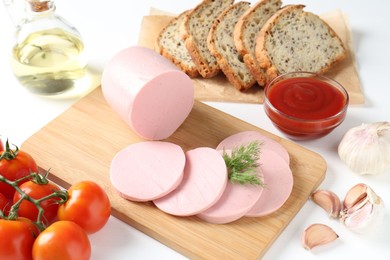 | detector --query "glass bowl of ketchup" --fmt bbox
[264,72,349,140]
